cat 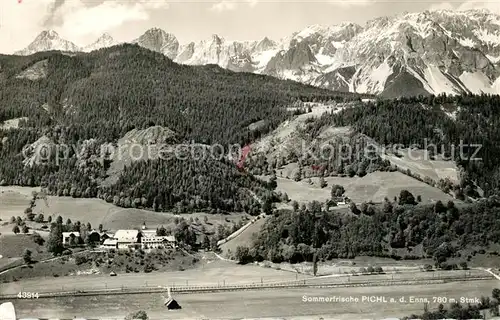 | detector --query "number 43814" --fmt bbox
[17,292,39,299]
